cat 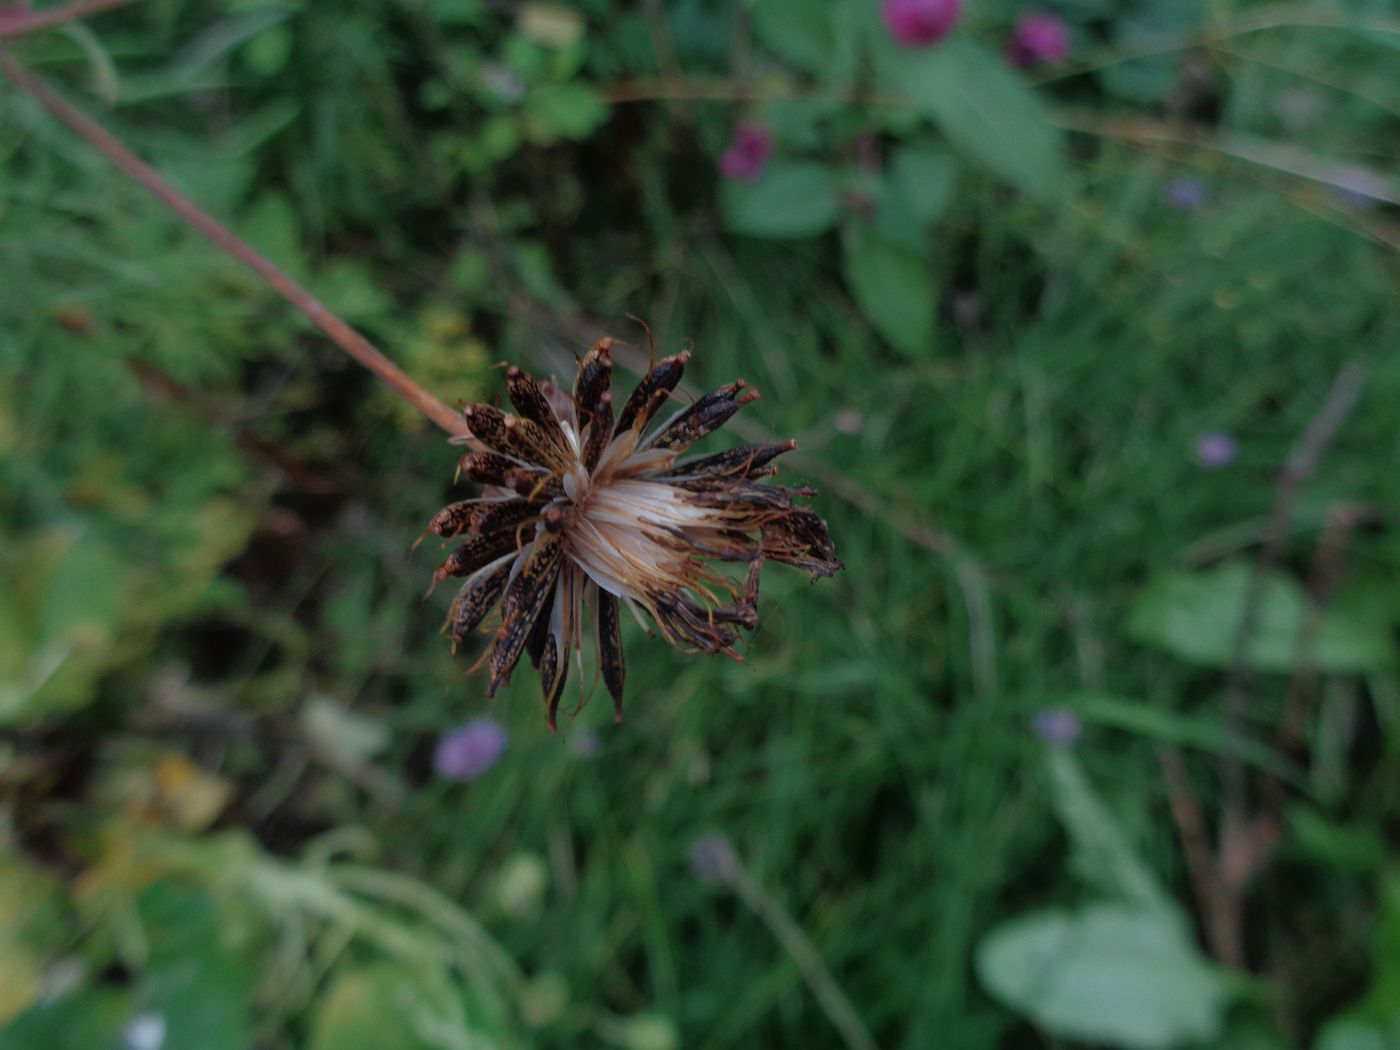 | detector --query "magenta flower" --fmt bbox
[719,124,773,183]
[434,717,508,781]
[882,0,962,48]
[1007,12,1070,68]
[1195,432,1238,469]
